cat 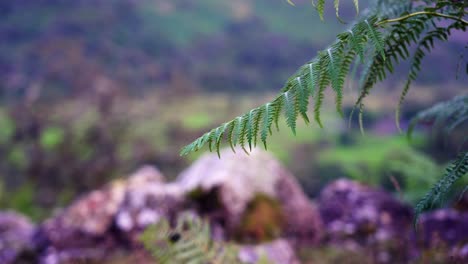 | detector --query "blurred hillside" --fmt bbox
[2,0,465,101]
